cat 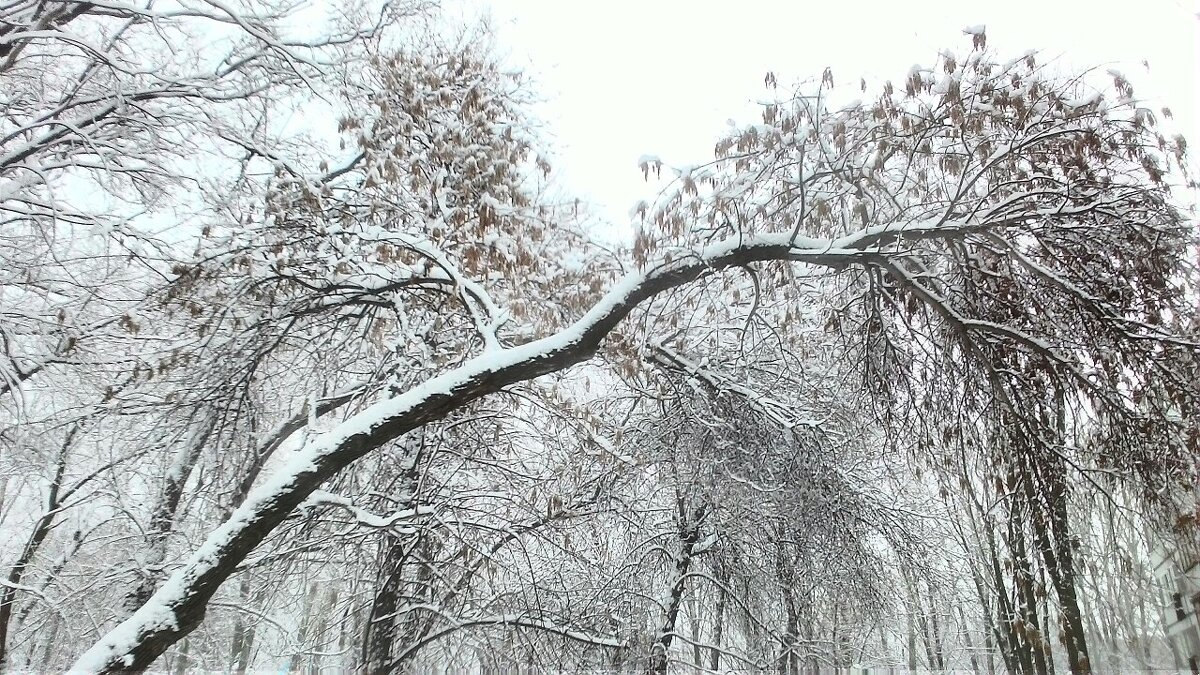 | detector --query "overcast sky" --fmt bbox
[447,0,1198,238]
